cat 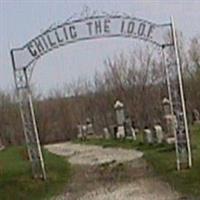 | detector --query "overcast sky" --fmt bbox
[0,0,200,94]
